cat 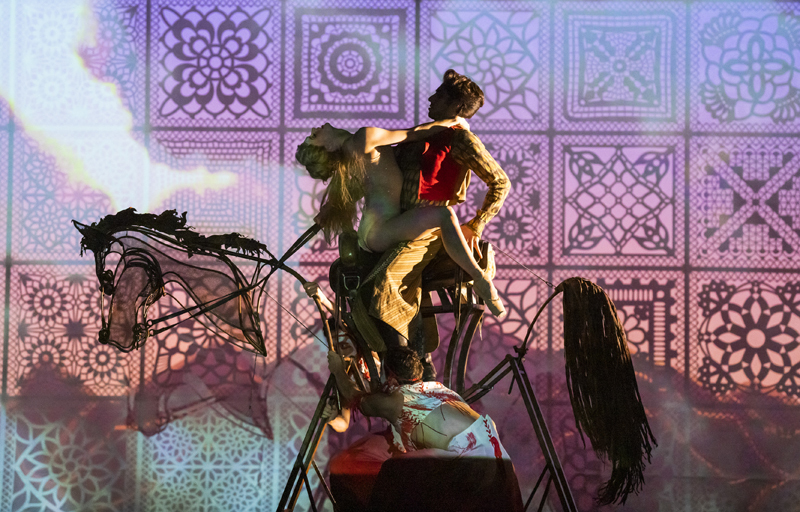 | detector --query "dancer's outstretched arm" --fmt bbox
[349,117,469,154]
